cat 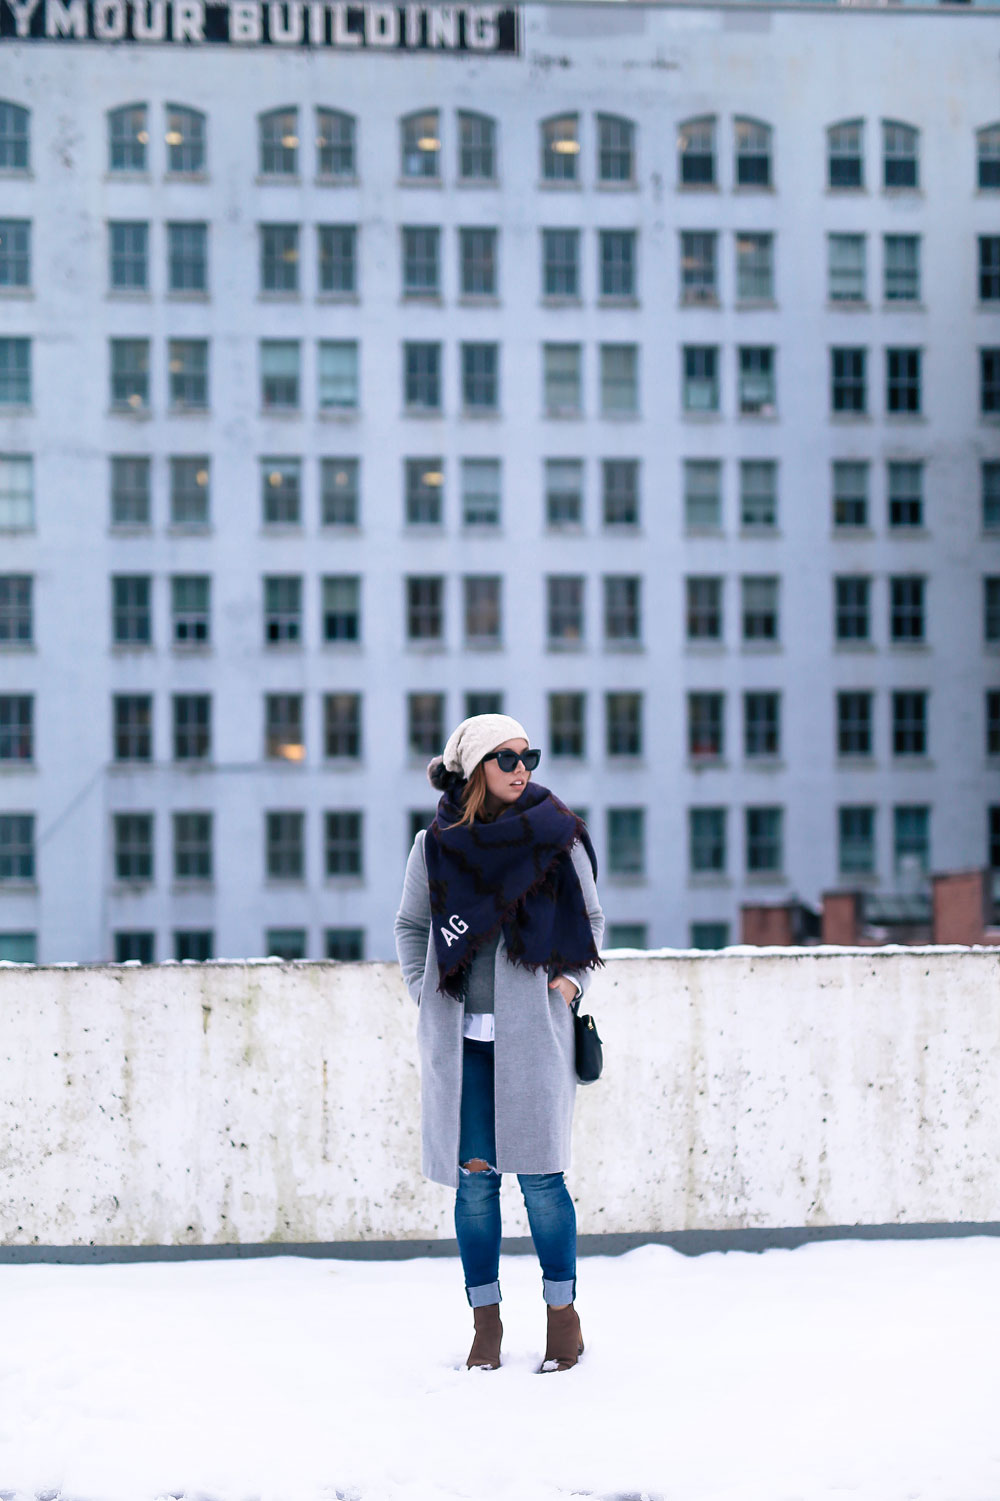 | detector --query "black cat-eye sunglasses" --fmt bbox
[482,748,542,773]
